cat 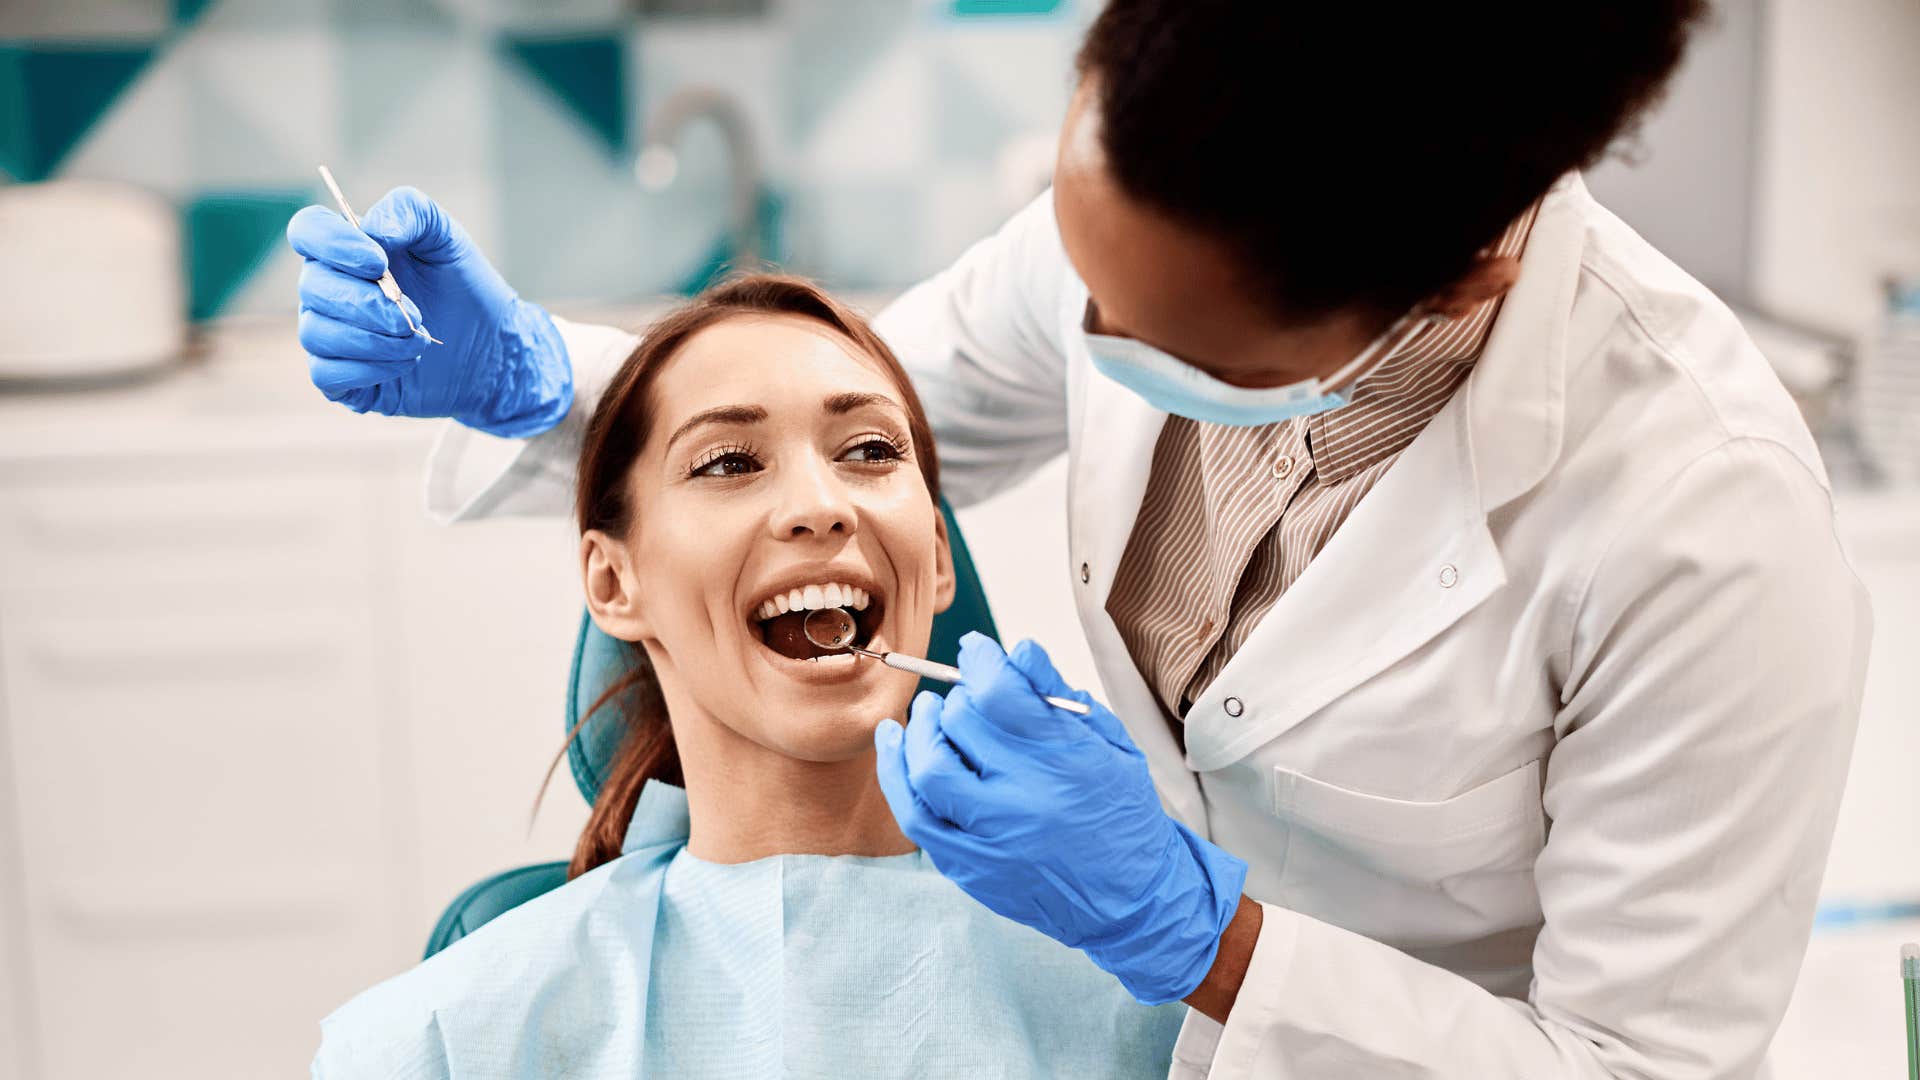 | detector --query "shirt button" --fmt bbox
[1271,456,1293,480]
[1079,562,1091,584]
[1438,564,1459,588]
[1198,617,1216,639]
[1223,696,1245,718]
